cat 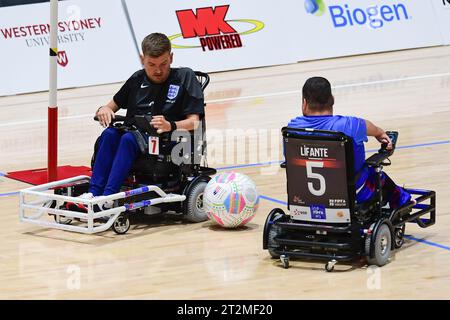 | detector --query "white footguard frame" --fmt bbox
[19,175,186,234]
